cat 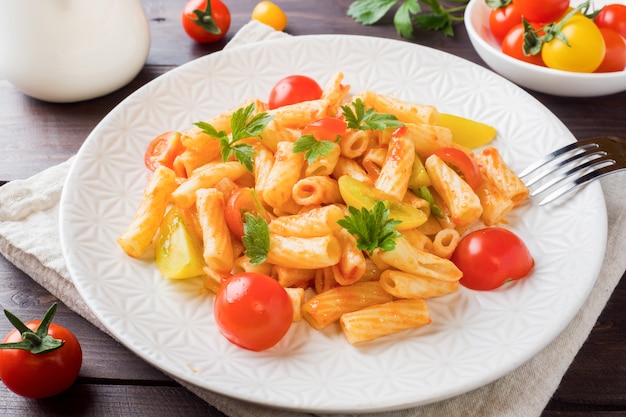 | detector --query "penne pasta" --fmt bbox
[340,299,431,344]
[267,234,341,269]
[291,175,343,206]
[117,166,178,258]
[375,235,462,282]
[262,141,305,209]
[375,128,415,201]
[172,161,249,209]
[269,204,344,237]
[379,270,459,299]
[332,228,367,286]
[302,281,393,329]
[196,188,234,274]
[425,154,483,227]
